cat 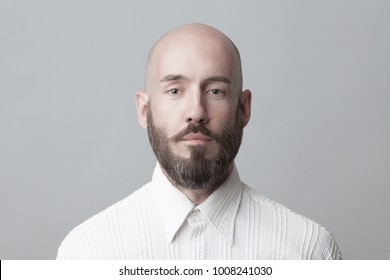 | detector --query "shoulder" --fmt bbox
[241,184,324,226]
[240,184,342,259]
[56,183,151,259]
[86,182,150,224]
